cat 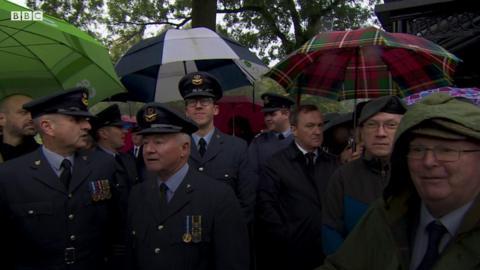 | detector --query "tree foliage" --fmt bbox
[28,0,379,64]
